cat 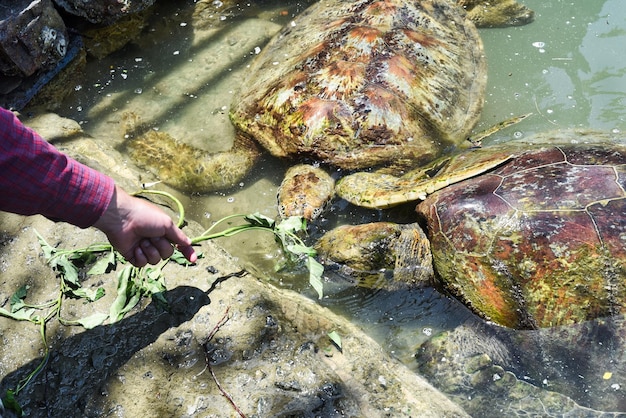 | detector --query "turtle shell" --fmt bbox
[417,138,626,329]
[230,0,486,170]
